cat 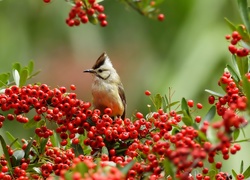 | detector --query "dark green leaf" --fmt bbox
[6,131,21,148]
[24,139,34,159]
[71,144,84,156]
[12,62,21,73]
[233,128,240,140]
[120,160,135,175]
[19,68,29,87]
[0,73,10,87]
[154,94,162,110]
[232,169,237,178]
[203,106,216,122]
[197,131,208,141]
[27,61,34,76]
[0,135,13,173]
[227,64,240,82]
[241,160,244,173]
[224,18,237,31]
[171,128,179,135]
[243,165,250,178]
[237,0,250,32]
[101,146,109,155]
[40,138,48,154]
[237,24,250,41]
